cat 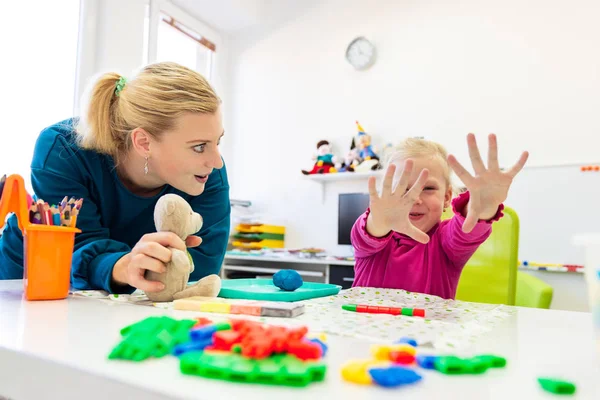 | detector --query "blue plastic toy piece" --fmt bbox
[416,354,438,369]
[368,366,422,388]
[173,339,213,356]
[307,338,328,357]
[190,325,217,341]
[273,269,303,291]
[395,337,418,347]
